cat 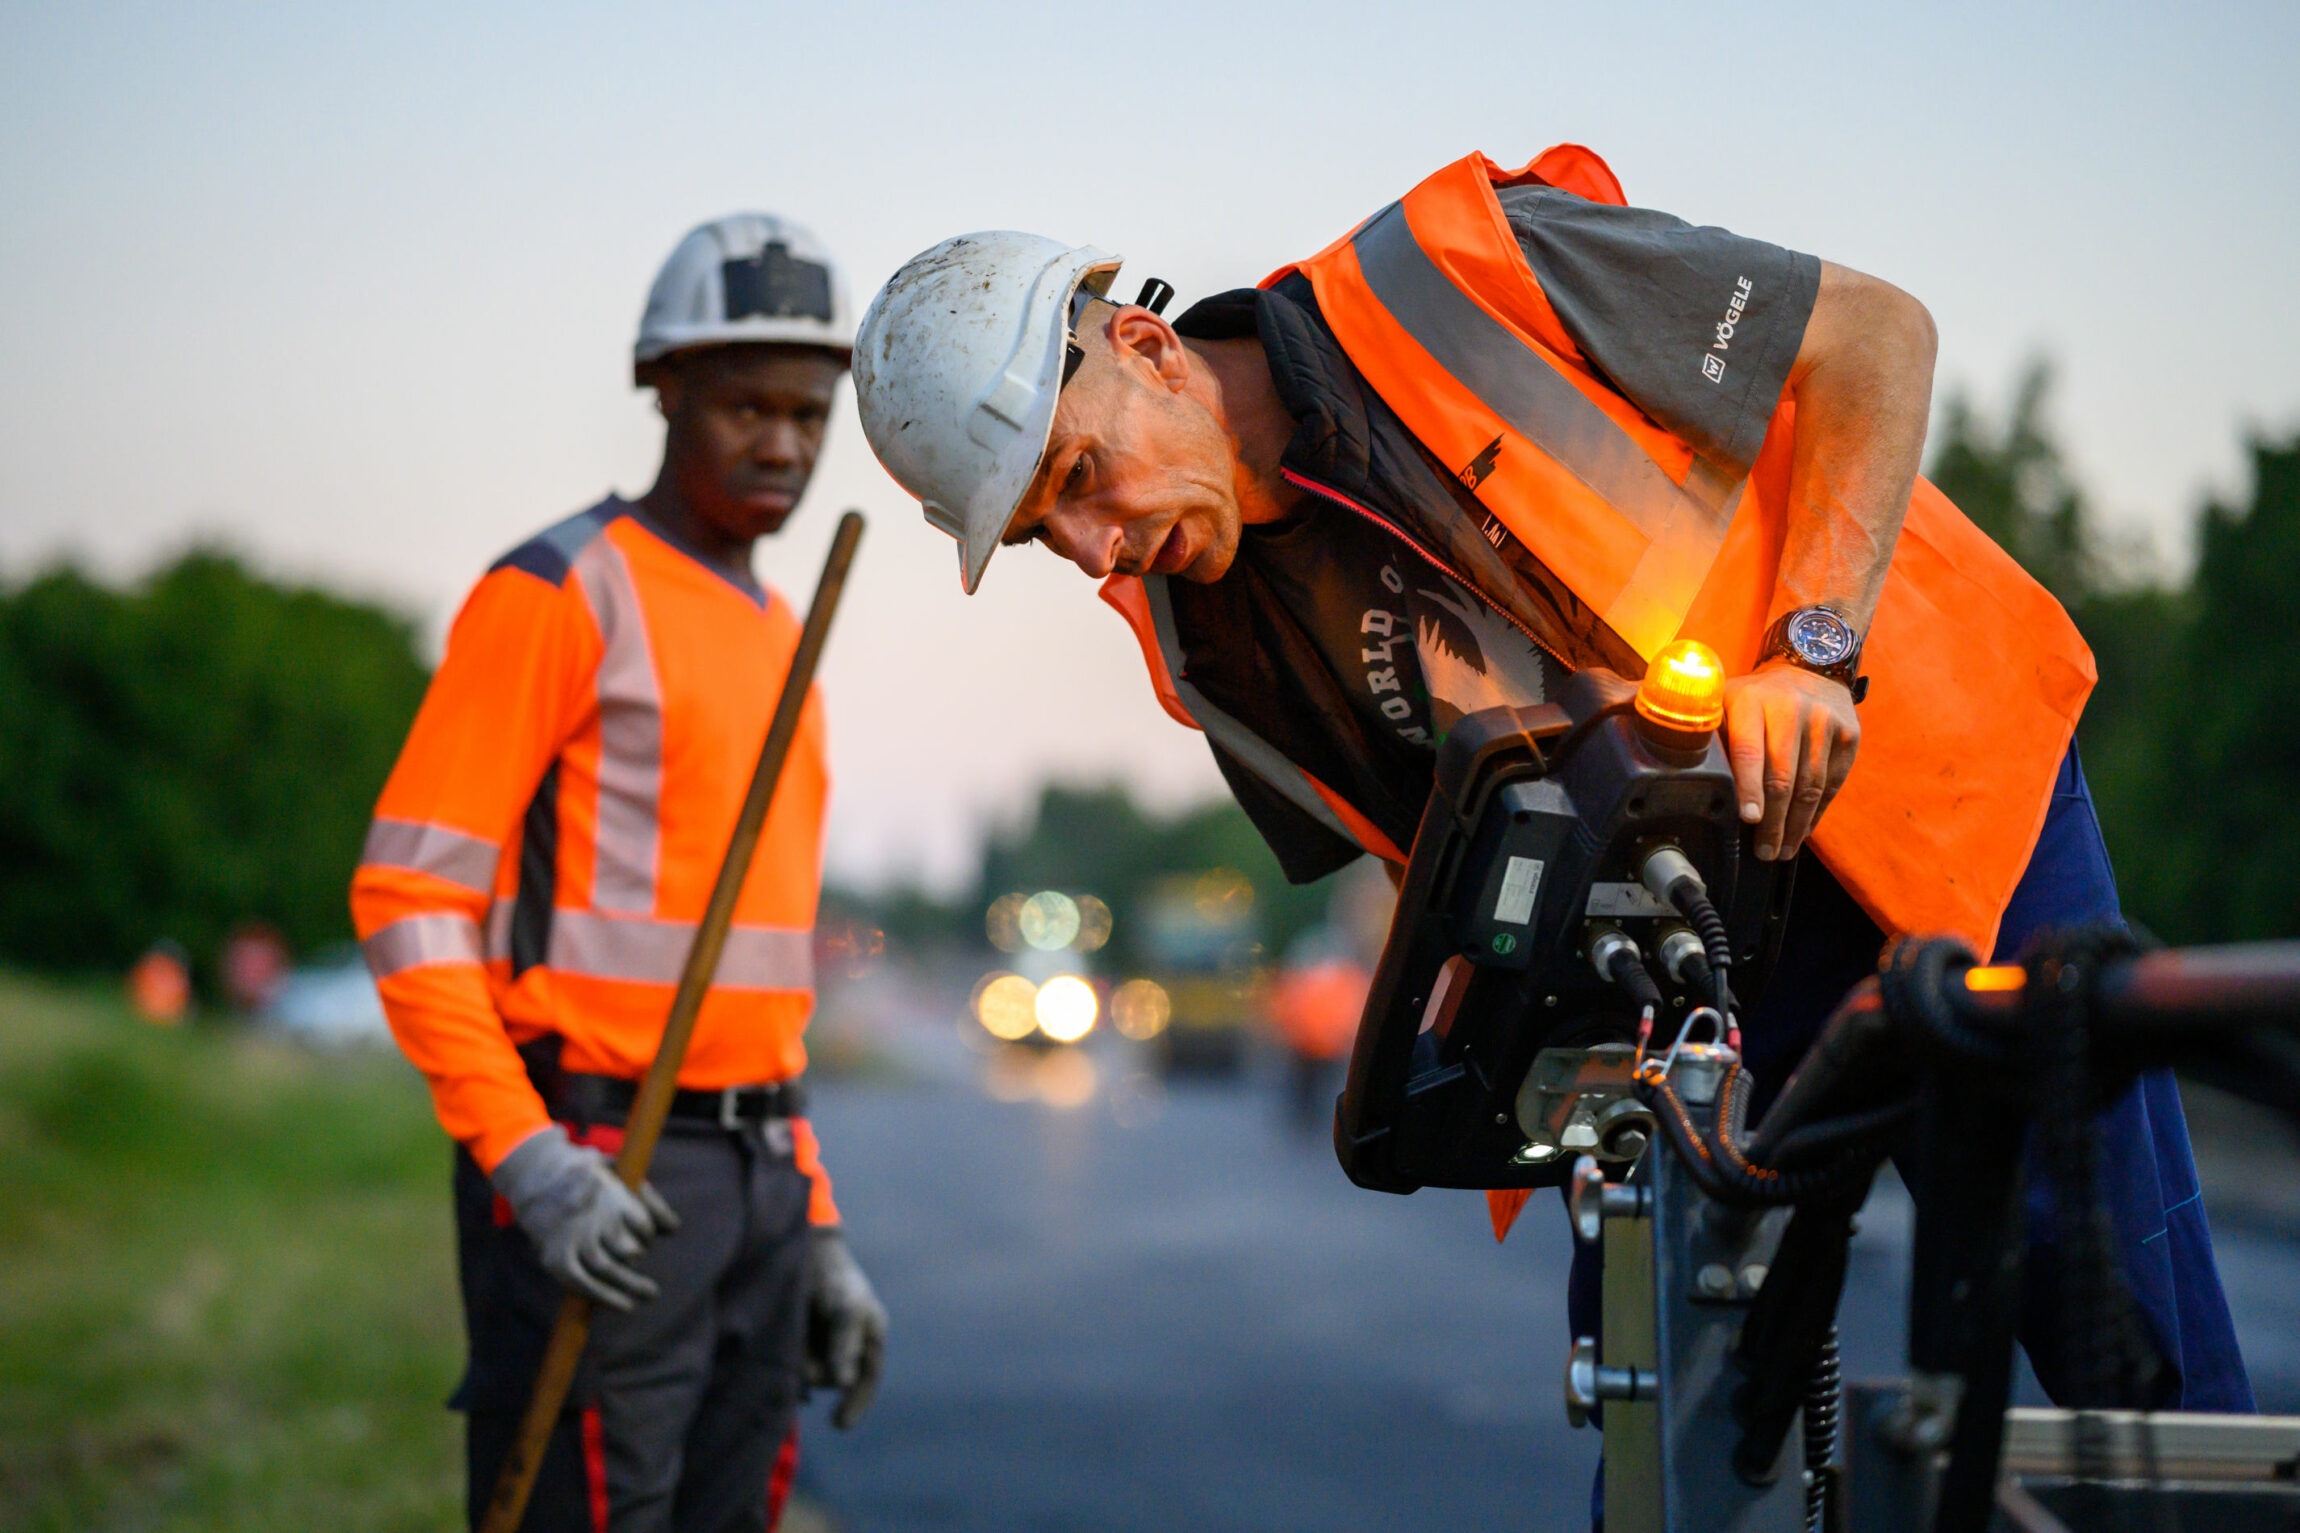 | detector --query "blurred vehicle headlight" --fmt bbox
[986,894,1028,953]
[1035,974,1098,1043]
[1110,979,1172,1040]
[1020,890,1082,951]
[973,972,1039,1040]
